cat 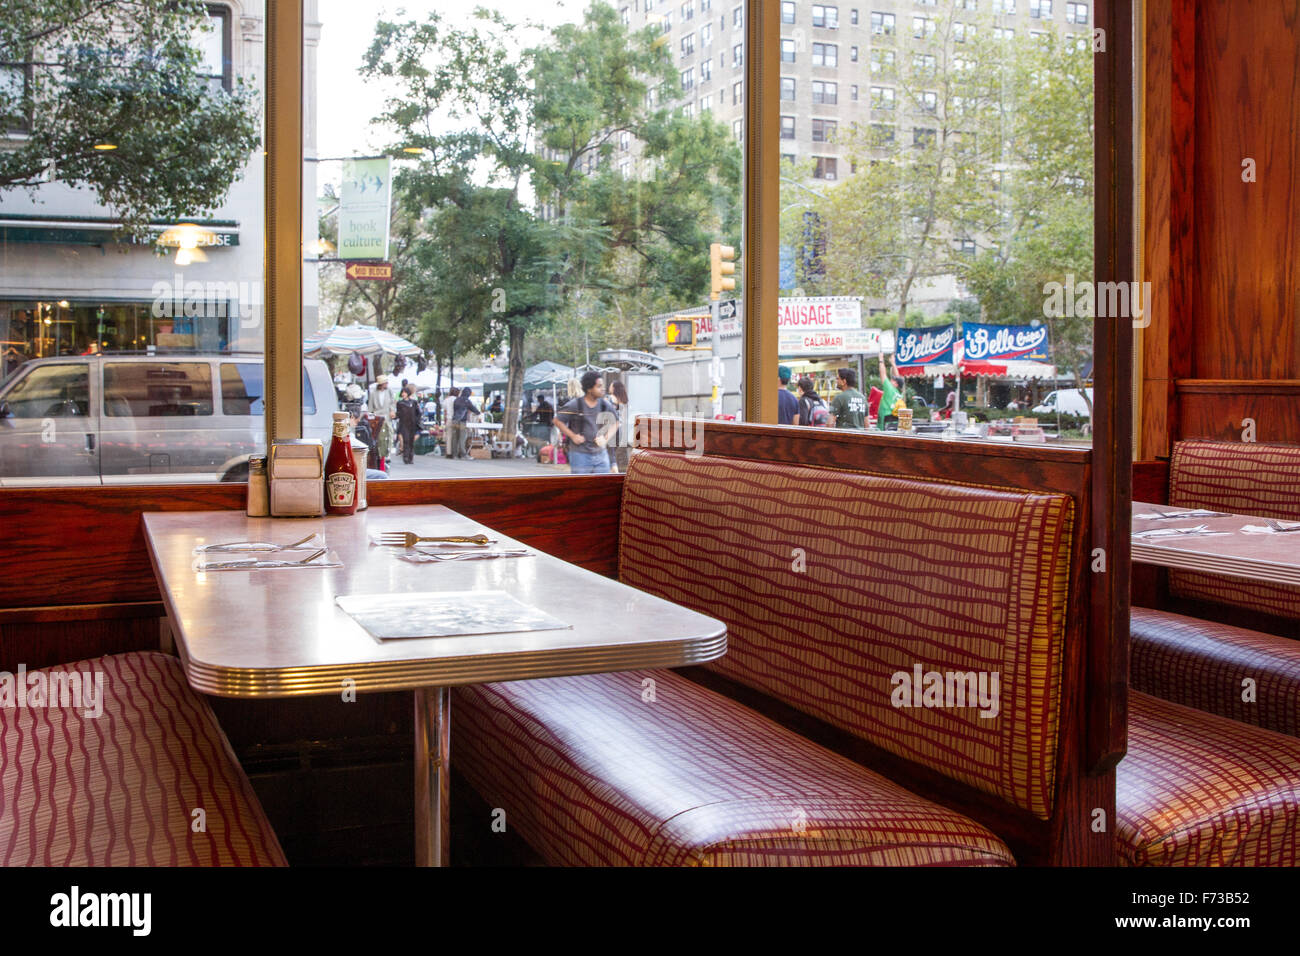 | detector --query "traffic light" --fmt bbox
[665,317,696,347]
[710,242,736,301]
